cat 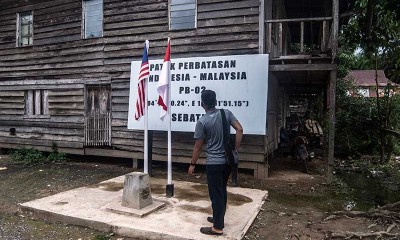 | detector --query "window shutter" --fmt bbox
[83,0,103,38]
[17,11,33,47]
[170,0,196,30]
